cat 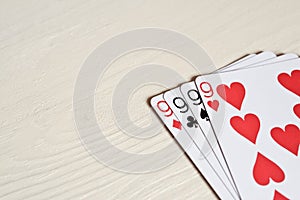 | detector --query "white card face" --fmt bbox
[195,59,300,199]
[163,88,240,199]
[218,51,276,72]
[218,51,276,71]
[150,94,238,200]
